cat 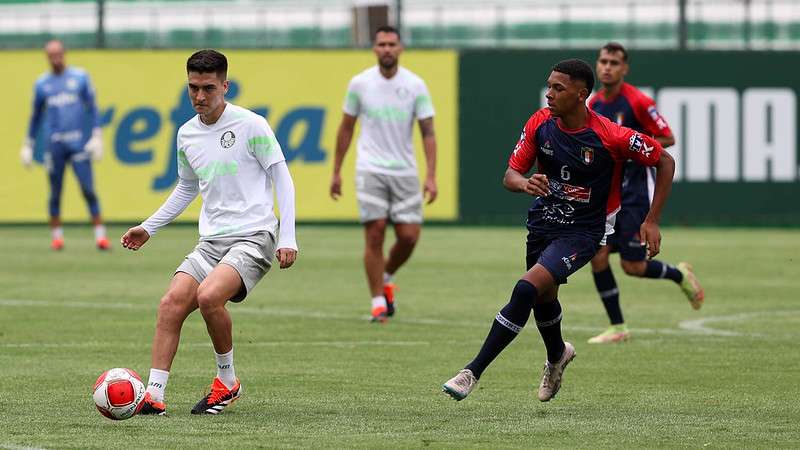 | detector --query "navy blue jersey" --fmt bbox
[589,82,671,209]
[509,108,663,240]
[27,67,99,150]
